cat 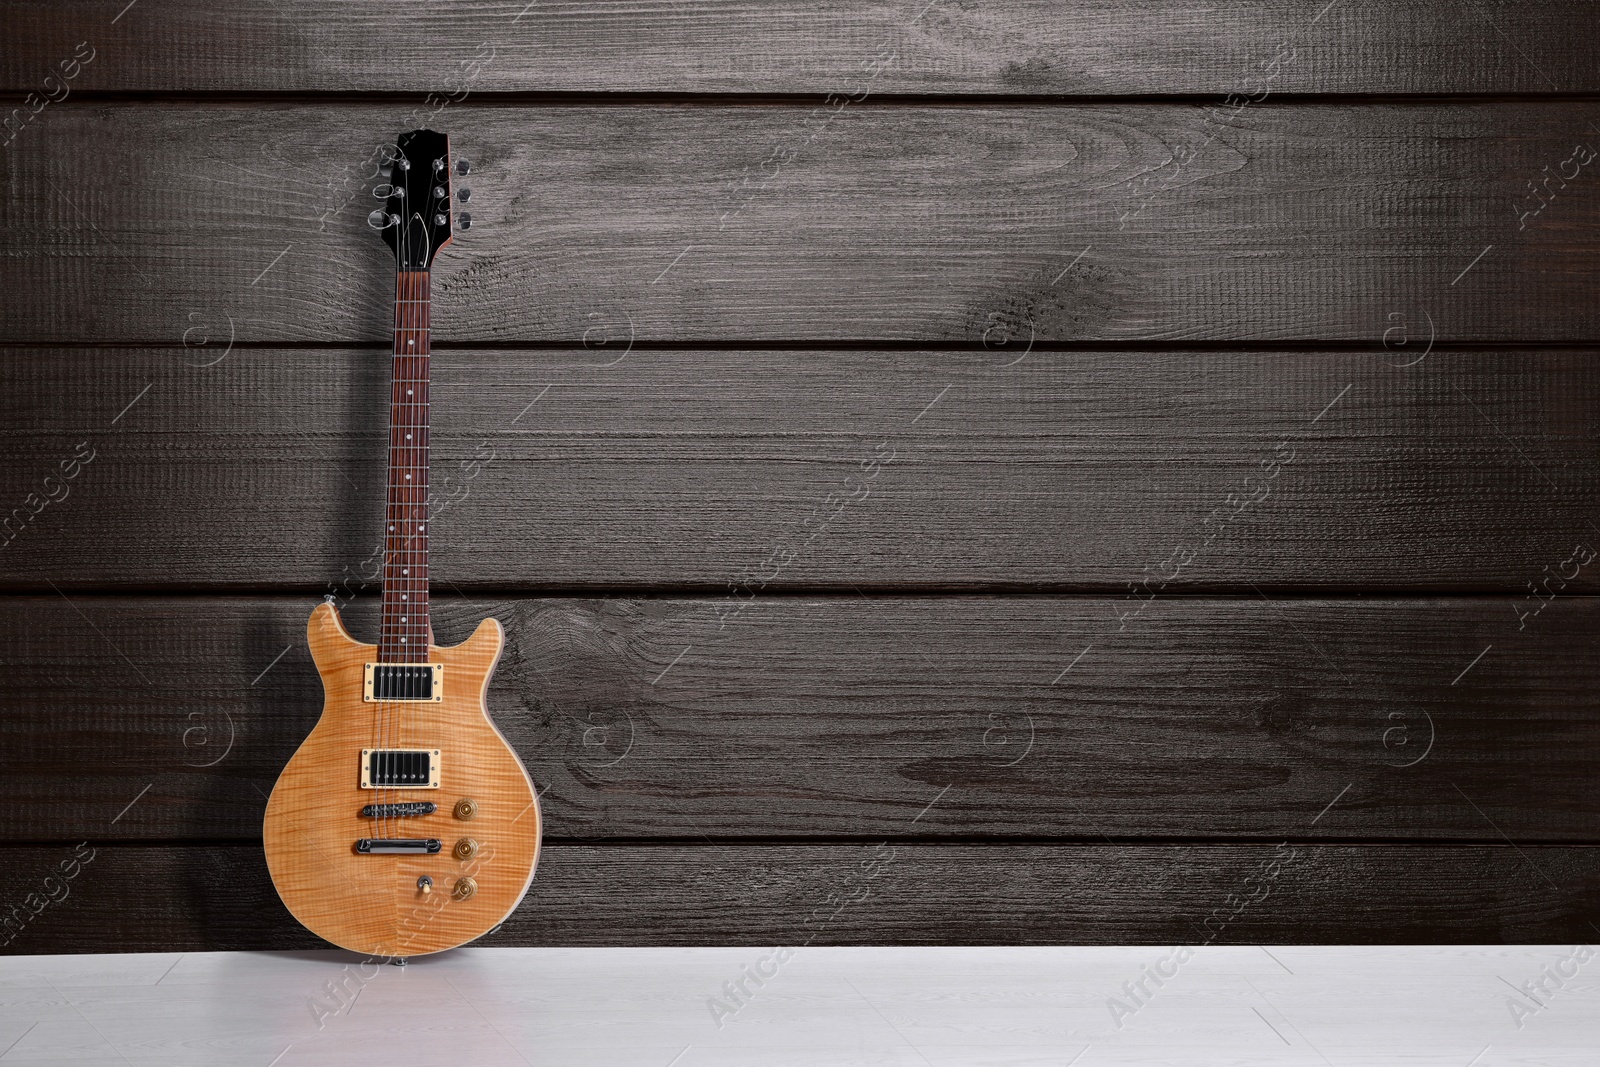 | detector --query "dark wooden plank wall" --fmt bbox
[3,348,1597,592]
[4,596,1599,840]
[4,105,1600,343]
[2,3,1597,951]
[5,0,1599,94]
